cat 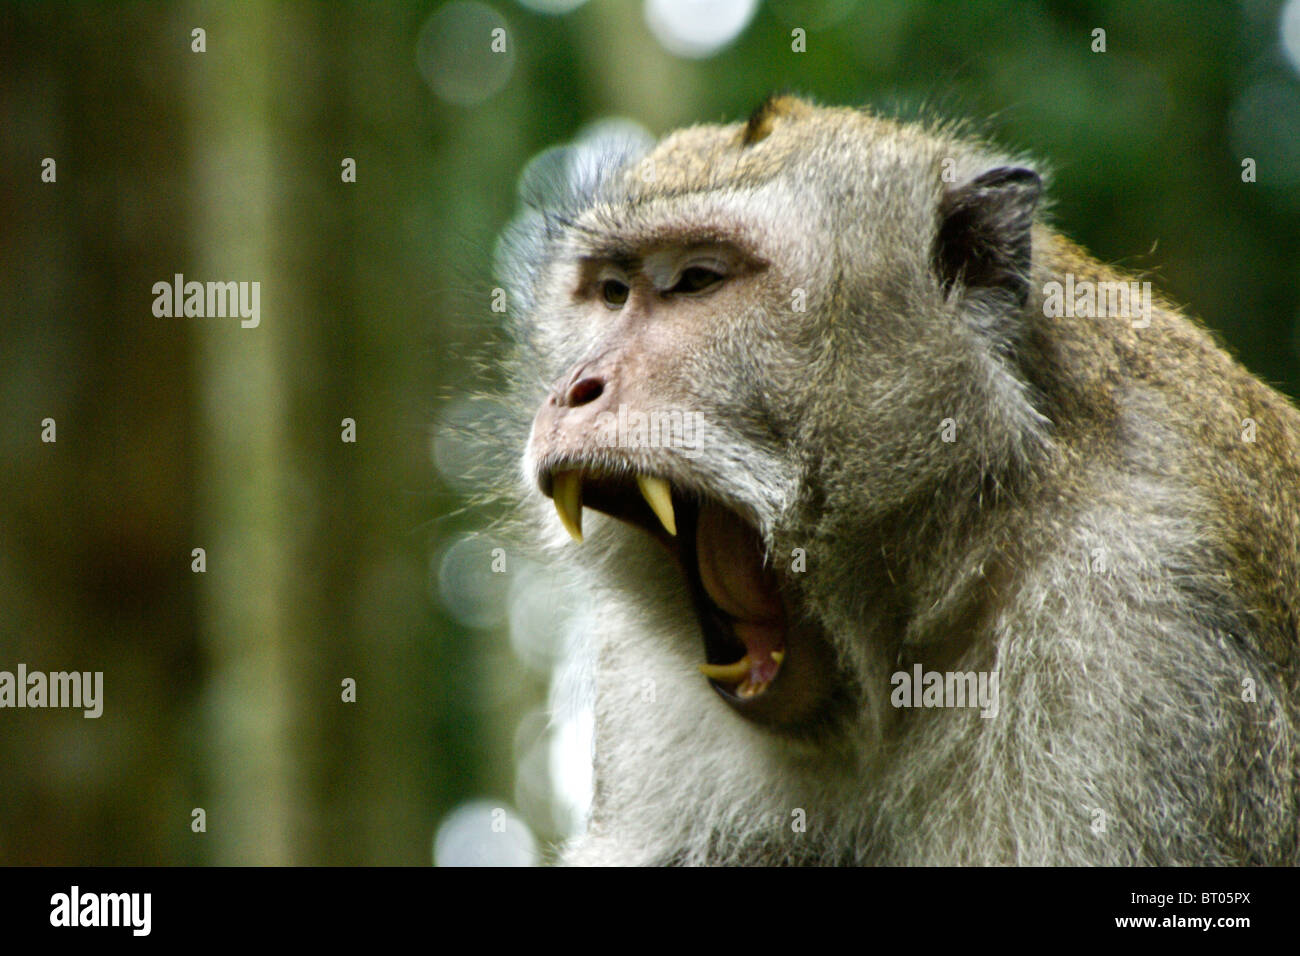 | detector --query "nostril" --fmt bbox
[564,376,605,407]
